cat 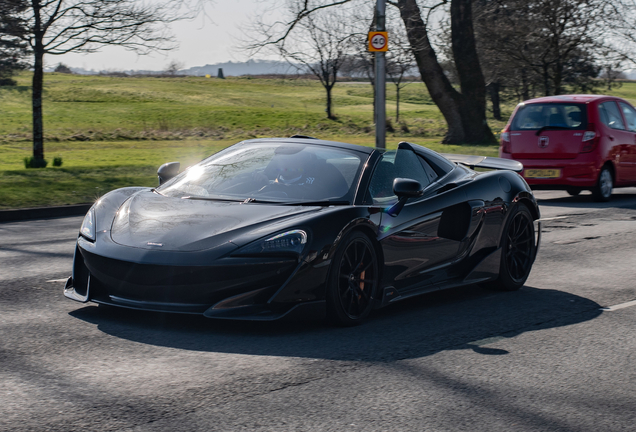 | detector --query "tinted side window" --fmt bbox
[619,102,636,132]
[367,149,430,204]
[599,101,625,130]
